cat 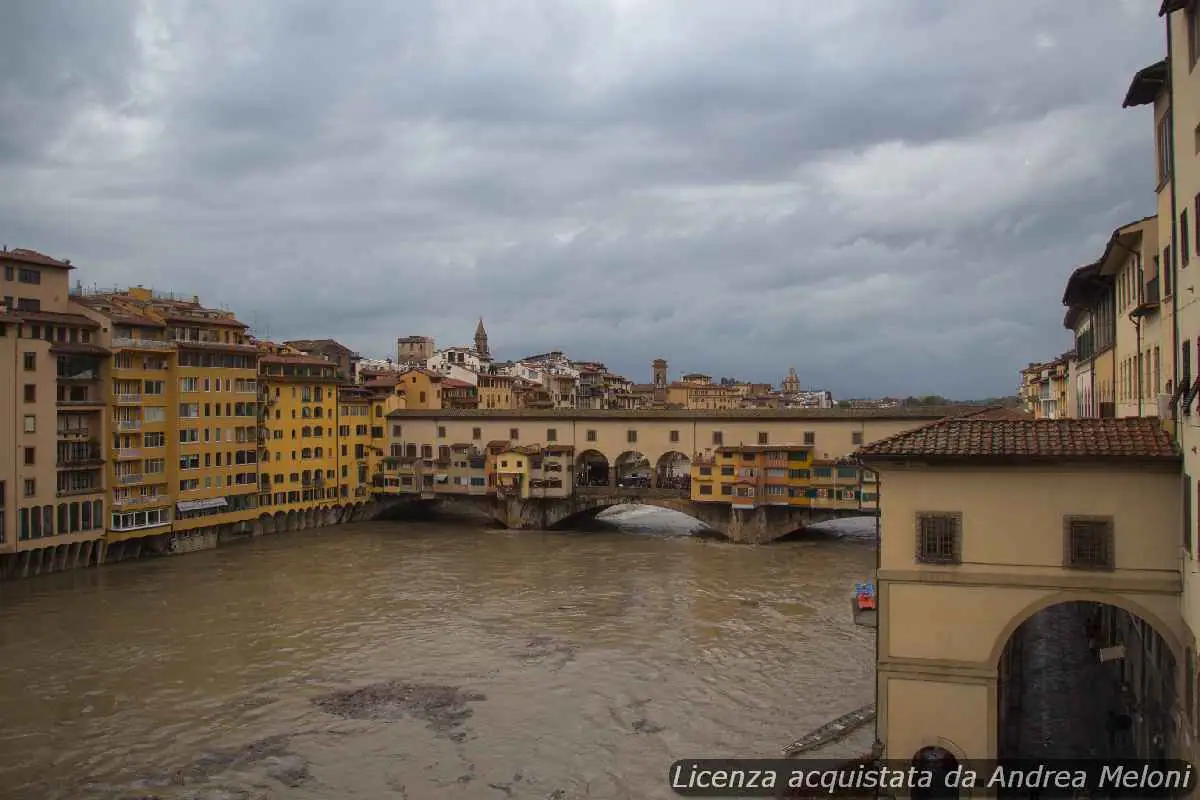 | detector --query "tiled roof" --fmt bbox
[1,248,73,268]
[856,417,1180,462]
[962,406,1035,421]
[16,310,100,328]
[260,353,335,367]
[397,367,443,380]
[441,378,475,389]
